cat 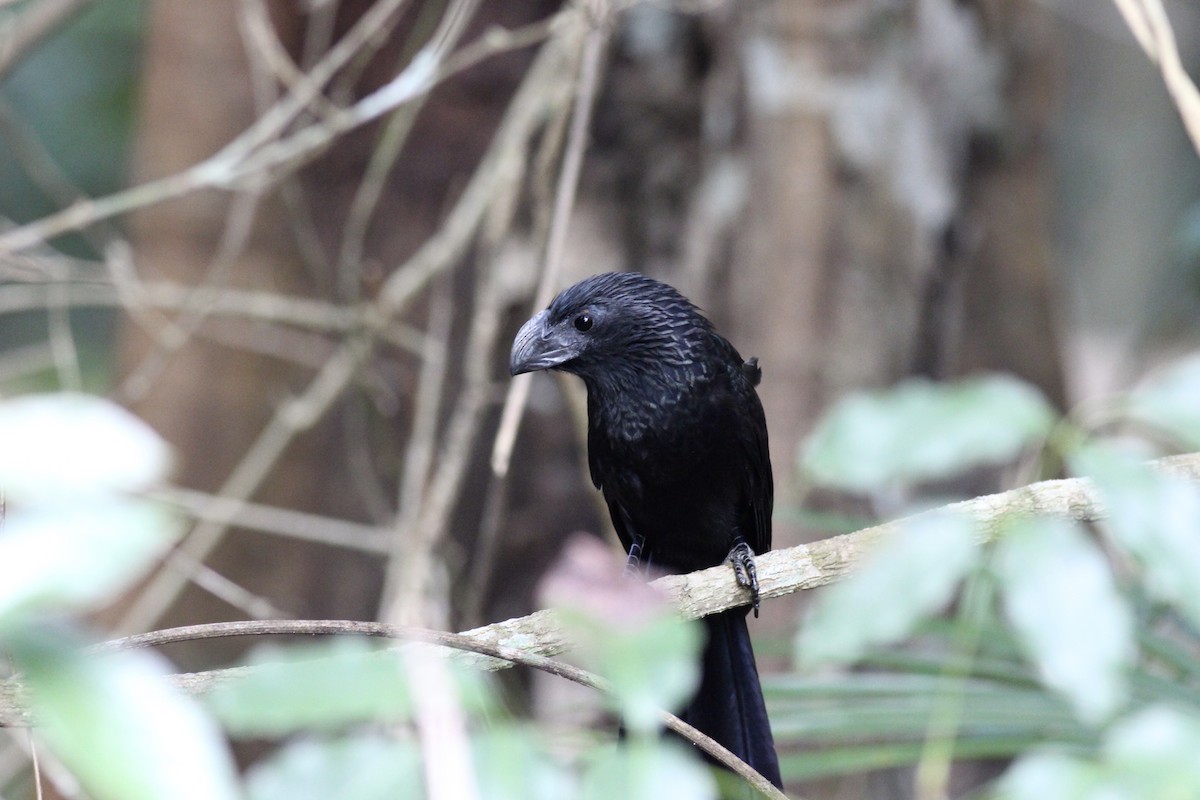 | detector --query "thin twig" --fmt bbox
[374,12,582,316]
[125,450,1200,665]
[0,98,104,234]
[0,280,379,336]
[406,645,480,800]
[0,0,93,78]
[114,335,375,634]
[237,0,339,287]
[20,449,1200,791]
[382,256,507,625]
[101,240,185,350]
[335,0,485,297]
[154,486,394,554]
[112,10,584,634]
[45,264,81,391]
[489,11,610,479]
[0,6,571,256]
[459,79,576,628]
[237,0,341,122]
[188,320,339,372]
[1111,0,1200,156]
[334,15,562,295]
[334,95,427,298]
[214,0,413,166]
[87,618,790,799]
[299,0,341,71]
[2,722,81,798]
[28,726,41,800]
[117,188,266,403]
[378,277,453,611]
[187,560,292,620]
